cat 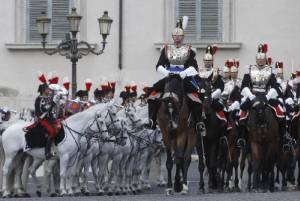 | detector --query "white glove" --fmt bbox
[179,71,187,79]
[265,88,278,101]
[211,89,221,99]
[185,67,198,77]
[228,101,240,112]
[285,97,294,106]
[241,87,256,101]
[157,66,169,77]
